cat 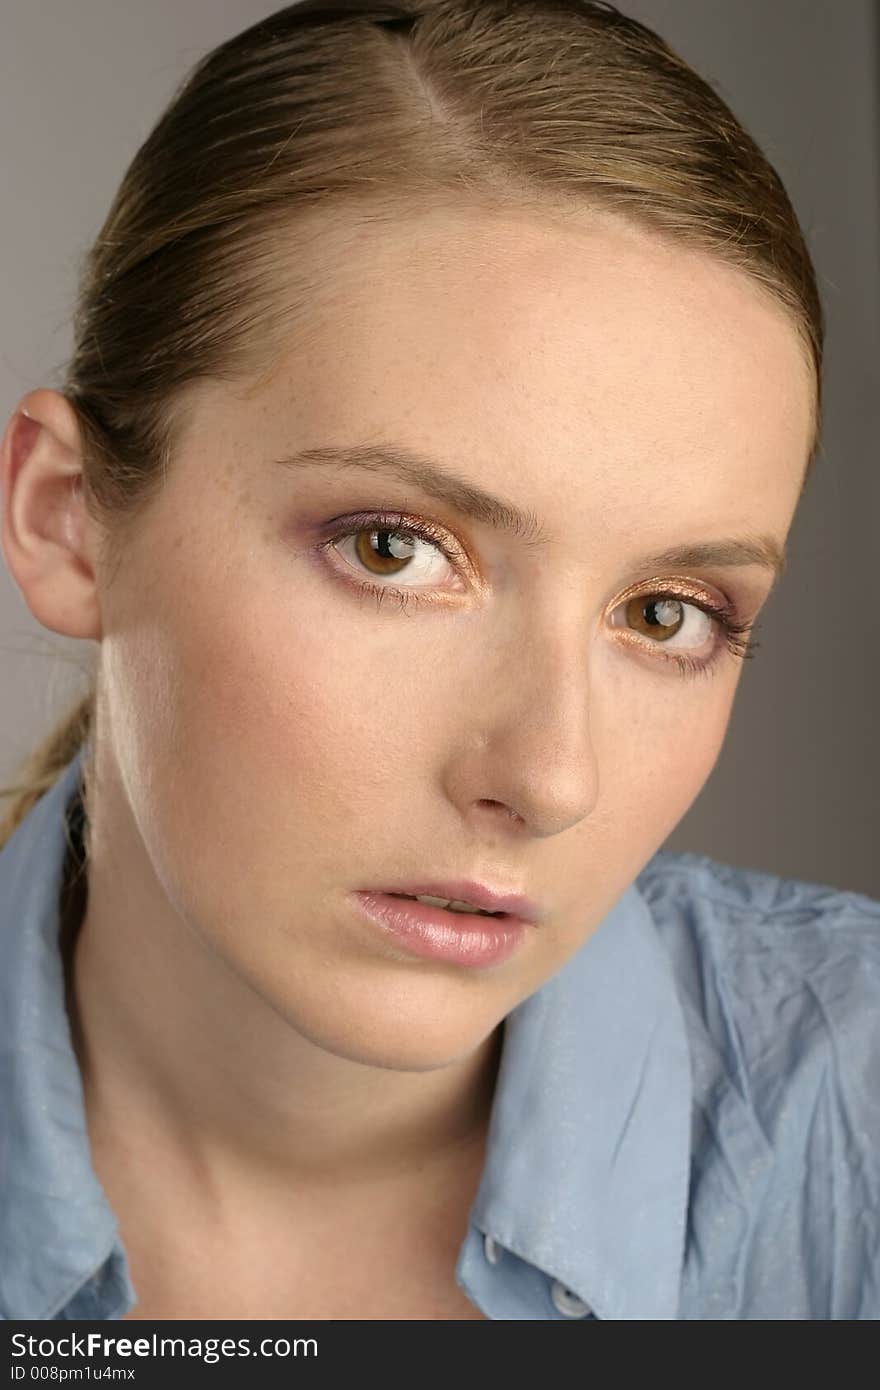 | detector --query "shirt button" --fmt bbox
[550,1280,592,1318]
[483,1234,501,1265]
